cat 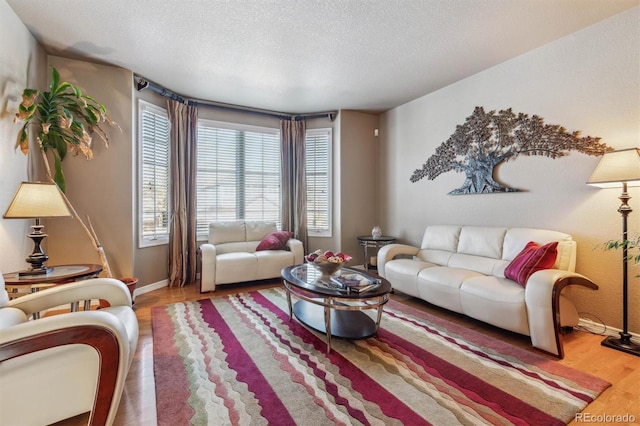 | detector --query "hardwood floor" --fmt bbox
[60,281,639,425]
